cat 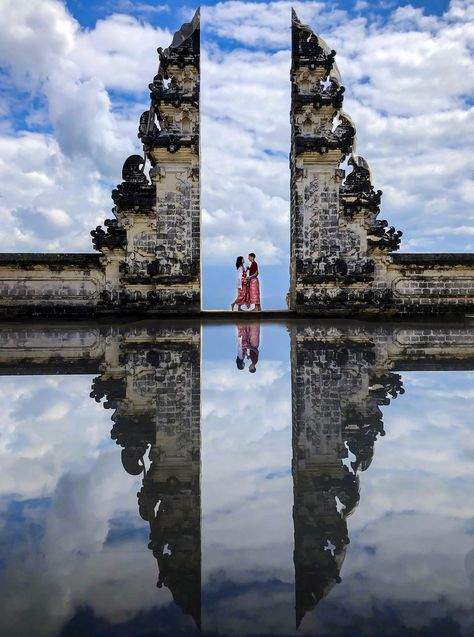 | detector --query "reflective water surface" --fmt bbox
[0,319,473,637]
